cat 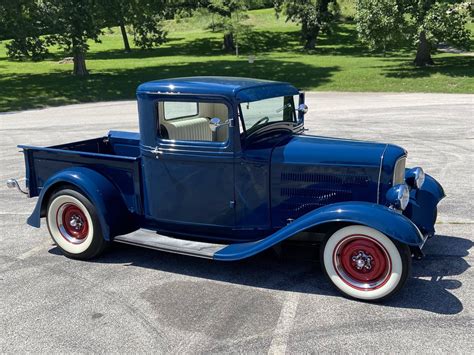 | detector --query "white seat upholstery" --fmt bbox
[163,117,212,141]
